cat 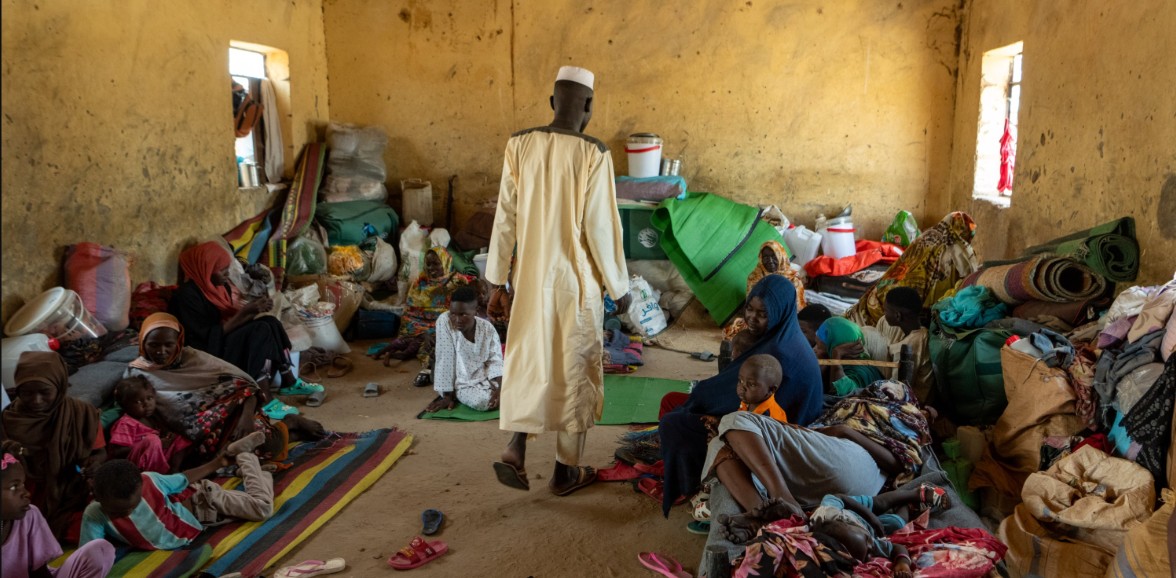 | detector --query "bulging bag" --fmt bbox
[624,276,667,337]
[928,302,1016,426]
[882,210,921,247]
[63,243,132,332]
[396,221,429,305]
